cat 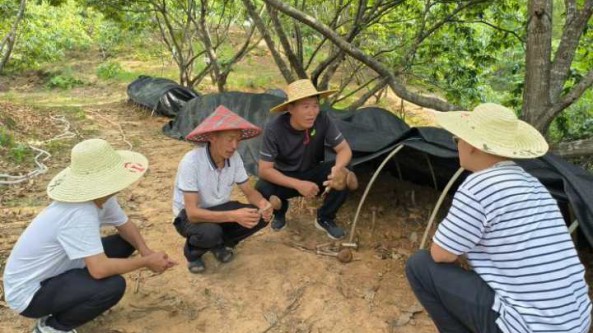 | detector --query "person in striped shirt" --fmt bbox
[405,103,591,333]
